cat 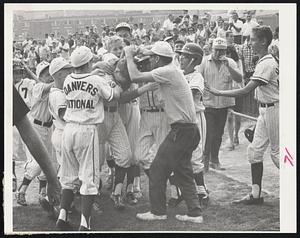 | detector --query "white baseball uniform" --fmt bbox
[23,82,56,181]
[118,83,141,165]
[13,78,36,162]
[48,87,67,177]
[247,54,279,168]
[60,72,113,195]
[185,71,206,173]
[135,84,169,170]
[95,58,132,169]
